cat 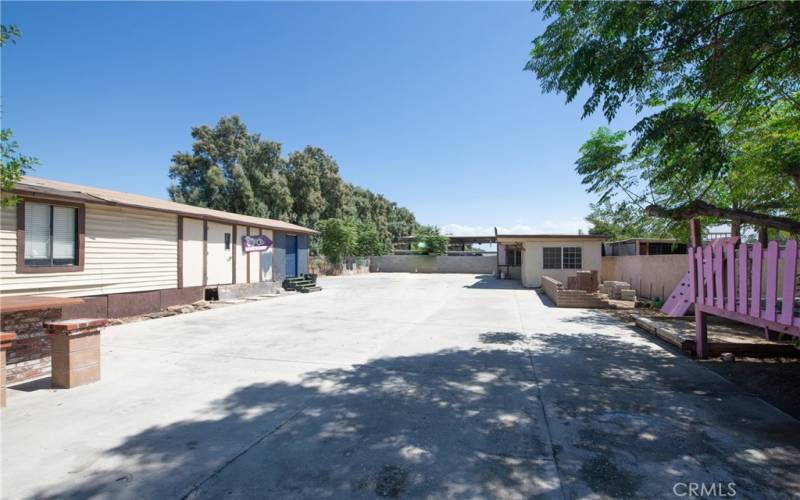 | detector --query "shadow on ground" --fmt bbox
[463,275,522,290]
[31,332,800,499]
